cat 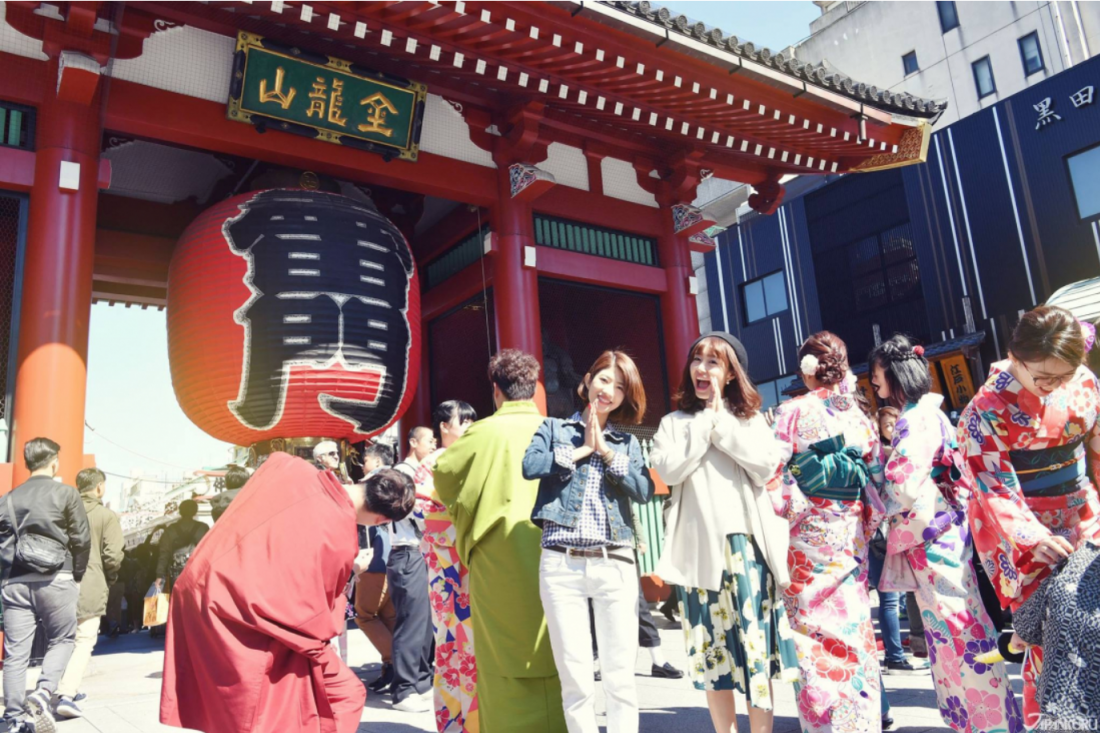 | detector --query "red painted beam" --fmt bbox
[0,51,47,107]
[94,229,175,288]
[421,258,496,322]
[103,78,499,207]
[0,147,36,192]
[536,247,667,295]
[535,186,663,238]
